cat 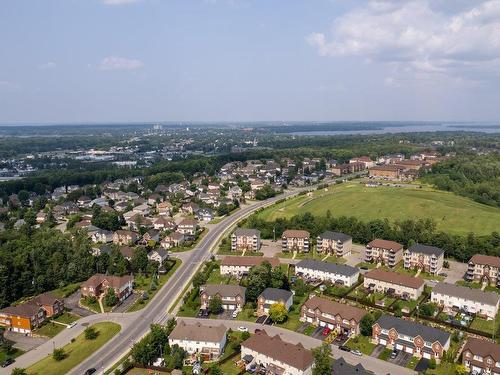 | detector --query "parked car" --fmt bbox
[1,358,14,368]
[67,321,77,328]
[339,346,351,352]
[360,266,369,270]
[322,327,331,336]
[351,349,362,356]
[390,350,398,359]
[254,328,262,334]
[238,326,248,332]
[84,369,97,375]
